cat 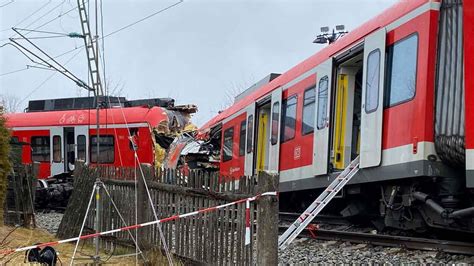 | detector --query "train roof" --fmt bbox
[200,0,435,131]
[5,106,169,129]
